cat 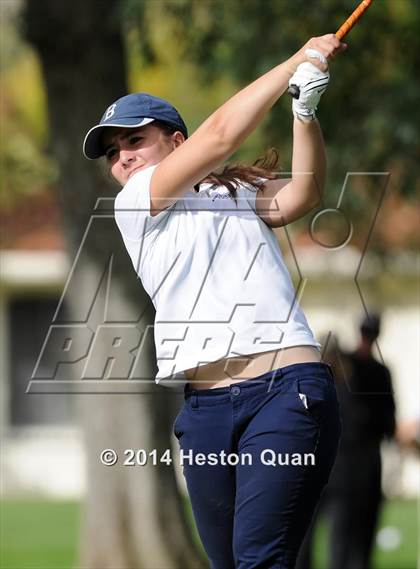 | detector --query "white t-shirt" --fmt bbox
[114,164,320,386]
